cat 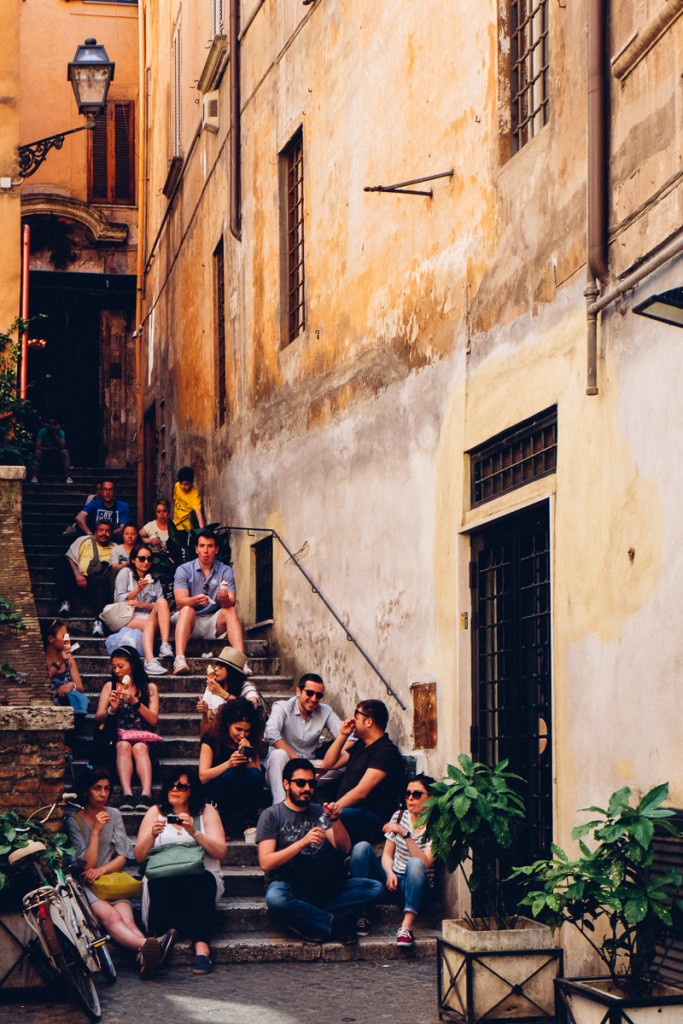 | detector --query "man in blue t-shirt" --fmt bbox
[76,479,131,540]
[31,417,73,484]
